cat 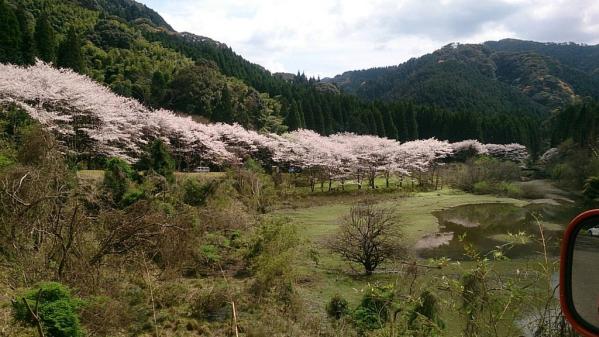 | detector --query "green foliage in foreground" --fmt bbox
[409,290,445,335]
[246,219,300,301]
[450,156,523,198]
[103,157,133,203]
[583,176,599,201]
[326,294,349,320]
[352,284,394,331]
[13,282,83,337]
[135,139,175,182]
[182,178,217,206]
